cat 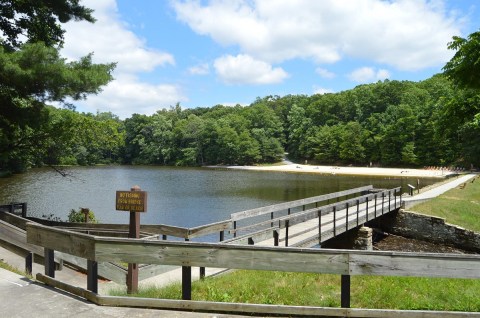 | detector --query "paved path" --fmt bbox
[0,263,247,318]
[403,174,476,207]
